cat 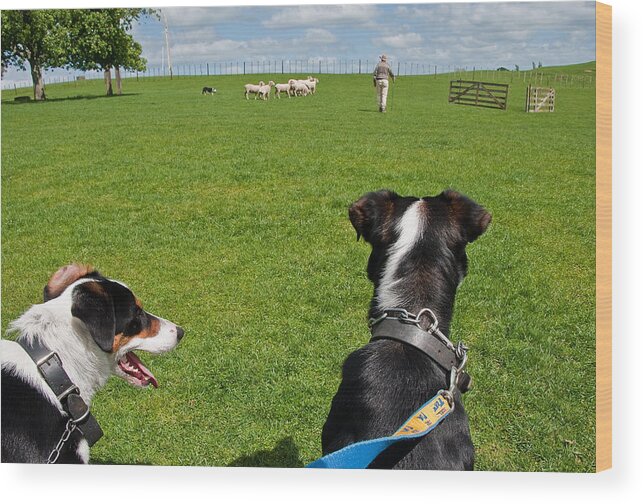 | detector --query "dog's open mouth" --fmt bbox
[117,352,158,388]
